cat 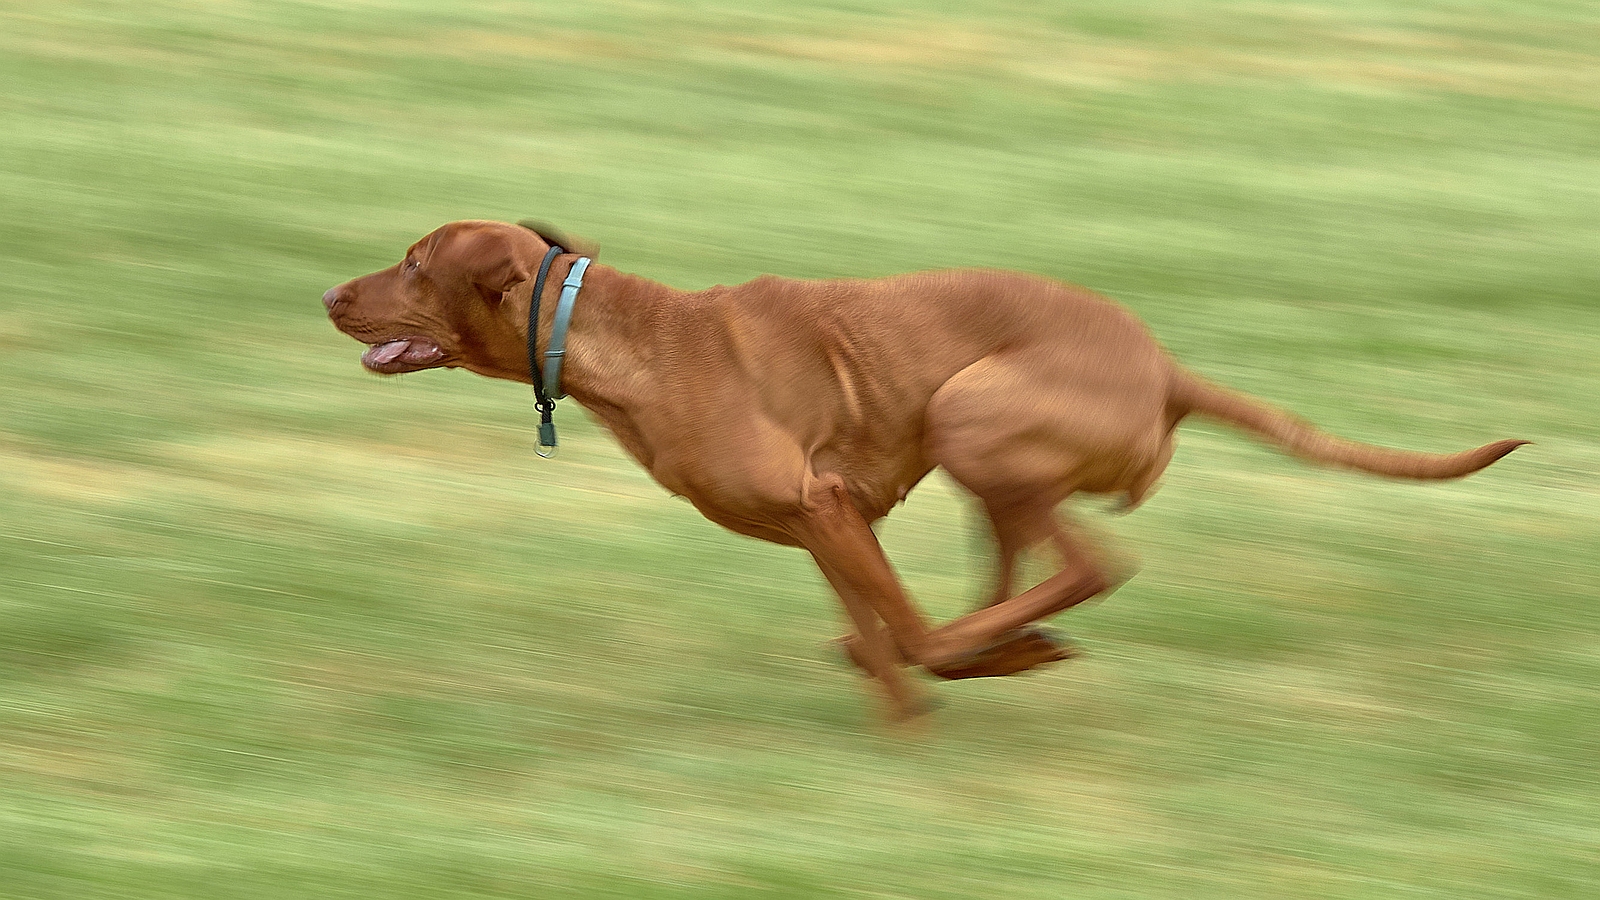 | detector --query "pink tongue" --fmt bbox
[368,340,410,365]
